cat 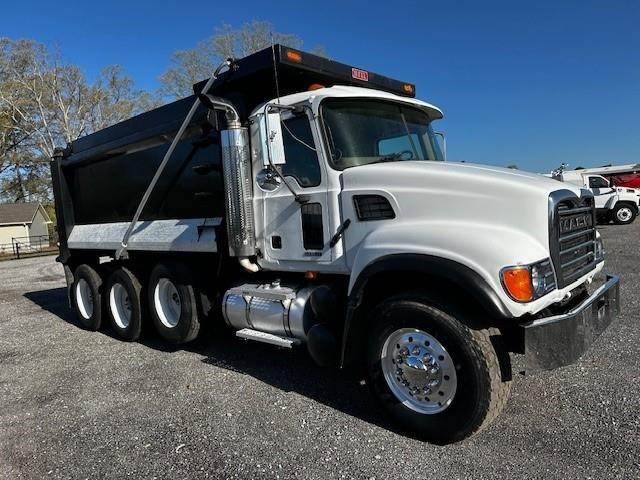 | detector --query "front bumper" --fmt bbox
[521,274,620,371]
